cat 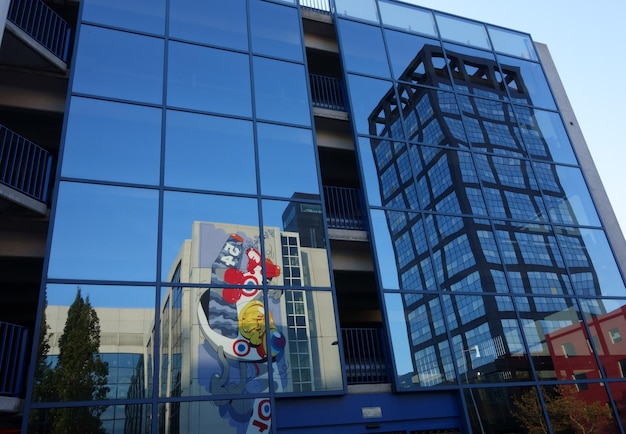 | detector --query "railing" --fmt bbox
[324,186,366,230]
[310,74,348,112]
[0,124,53,203]
[342,328,389,384]
[8,0,72,62]
[299,0,333,14]
[0,322,29,397]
